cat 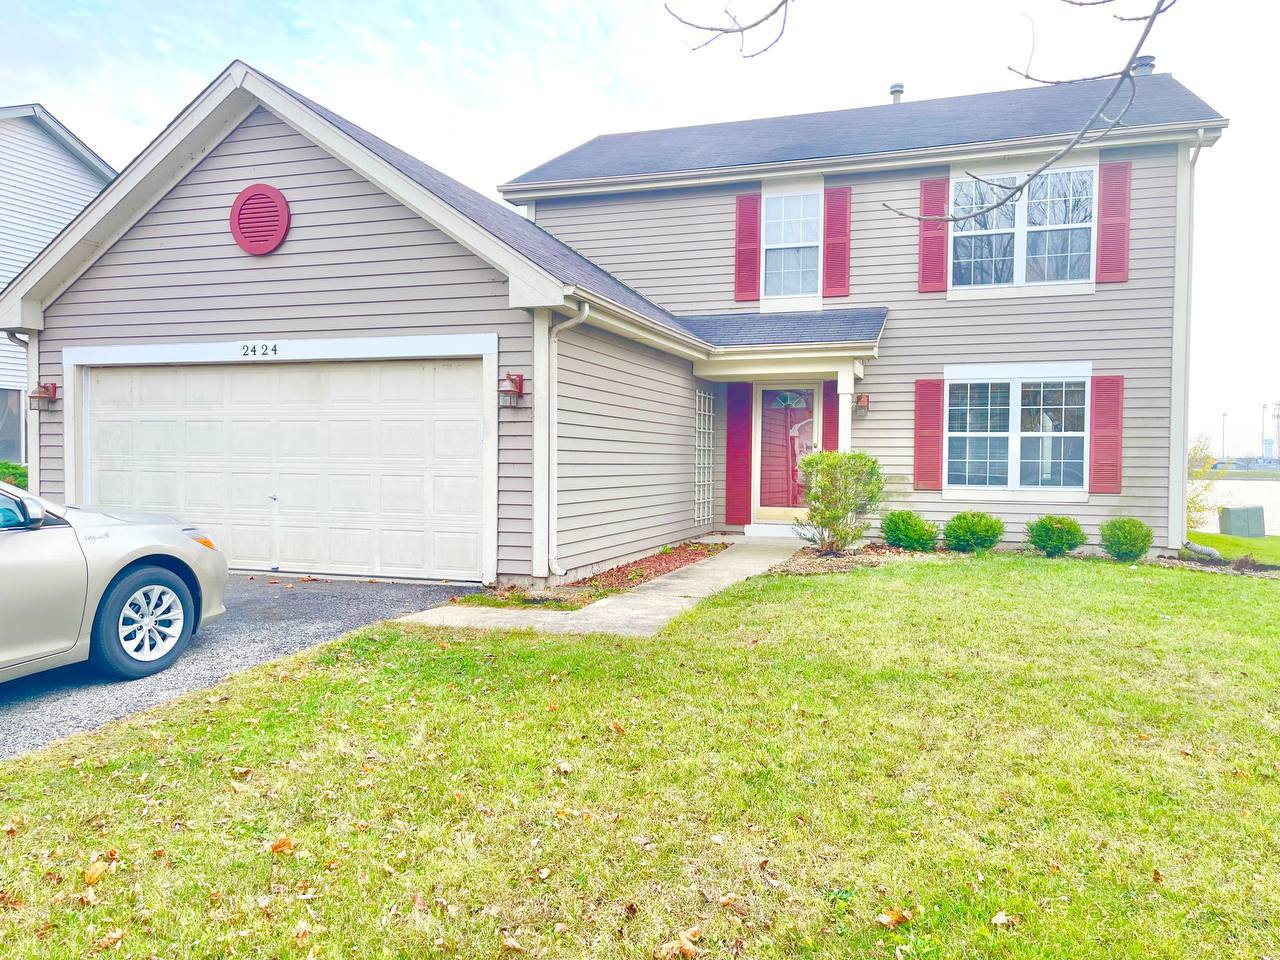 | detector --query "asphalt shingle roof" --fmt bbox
[274,76,890,350]
[510,74,1223,185]
[675,308,887,346]
[273,80,689,337]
